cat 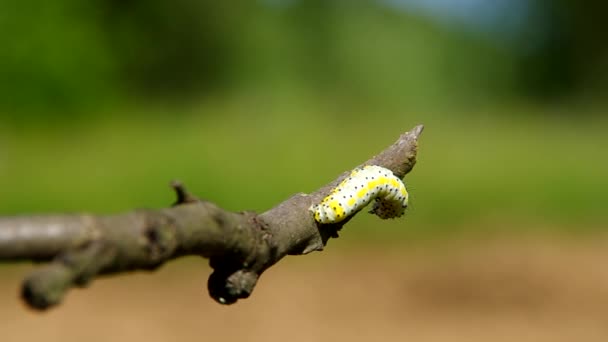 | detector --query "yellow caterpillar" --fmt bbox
[311,165,409,224]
